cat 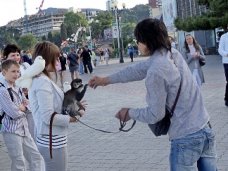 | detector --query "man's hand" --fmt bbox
[115,108,131,122]
[88,76,109,89]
